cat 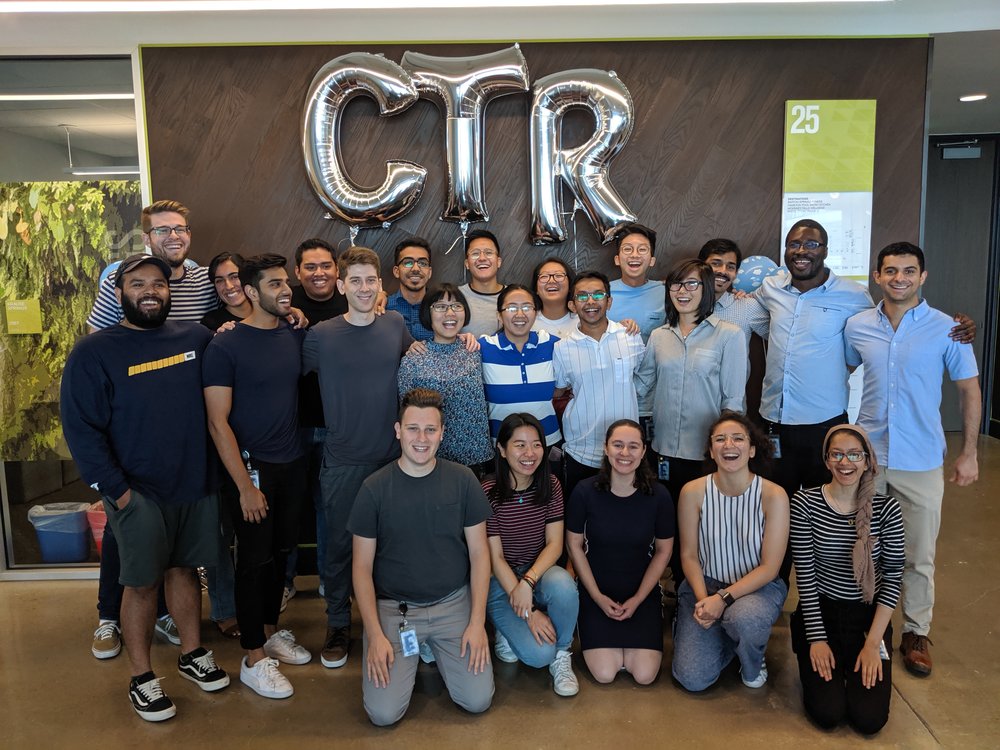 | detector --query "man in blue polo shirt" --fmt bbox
[385,236,434,341]
[846,241,980,678]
